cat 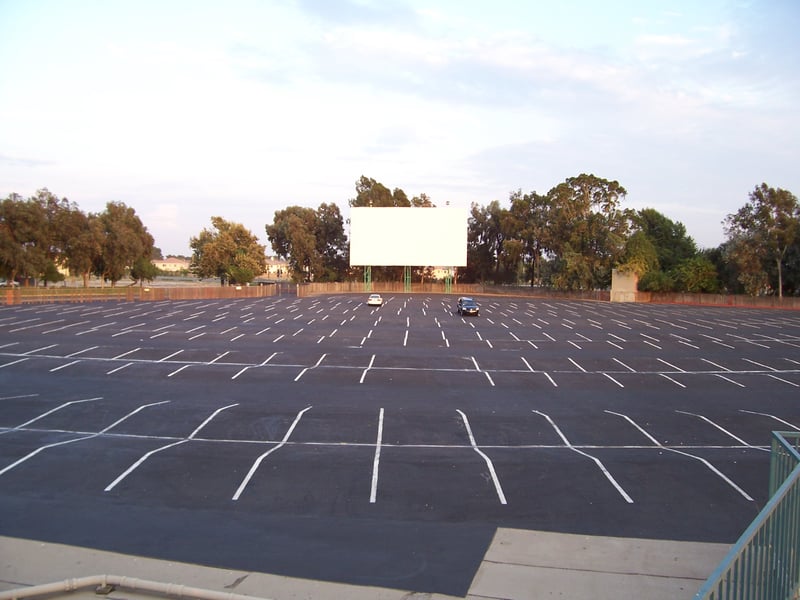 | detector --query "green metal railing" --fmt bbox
[695,431,800,600]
